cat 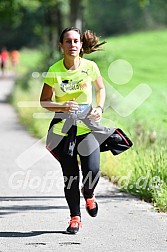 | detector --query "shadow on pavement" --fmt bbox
[0,99,9,104]
[0,191,134,201]
[0,196,69,217]
[0,193,137,217]
[0,196,65,201]
[96,193,135,200]
[0,204,68,212]
[0,230,66,237]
